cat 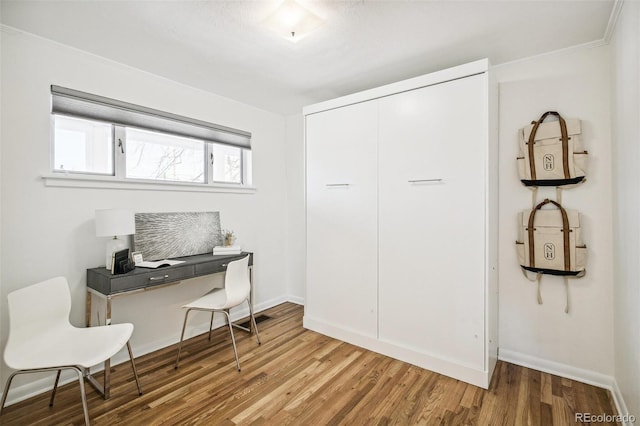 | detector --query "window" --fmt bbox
[125,128,205,183]
[53,115,113,175]
[50,86,252,188]
[211,143,242,184]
